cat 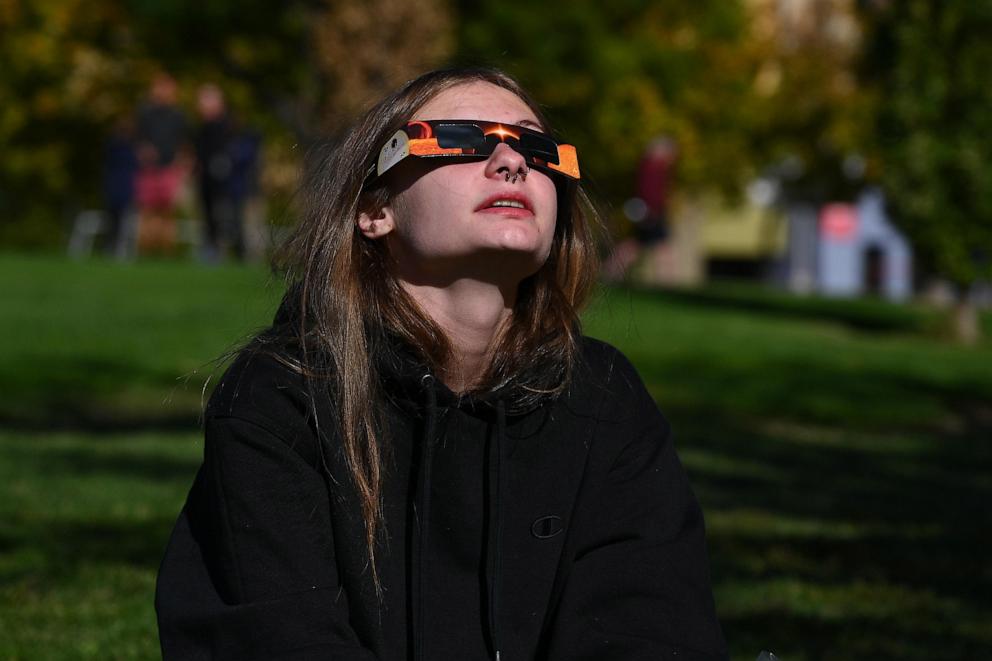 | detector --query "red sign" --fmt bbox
[820,204,858,241]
